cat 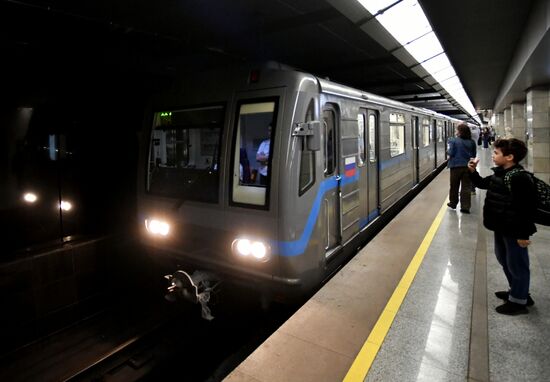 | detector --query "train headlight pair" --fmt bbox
[232,238,270,261]
[145,218,170,236]
[22,191,74,212]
